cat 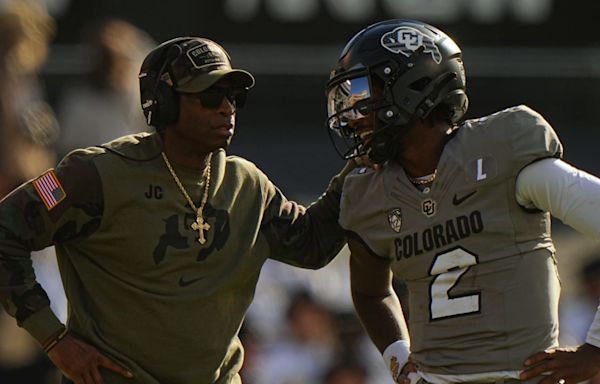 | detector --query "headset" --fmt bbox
[139,37,190,128]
